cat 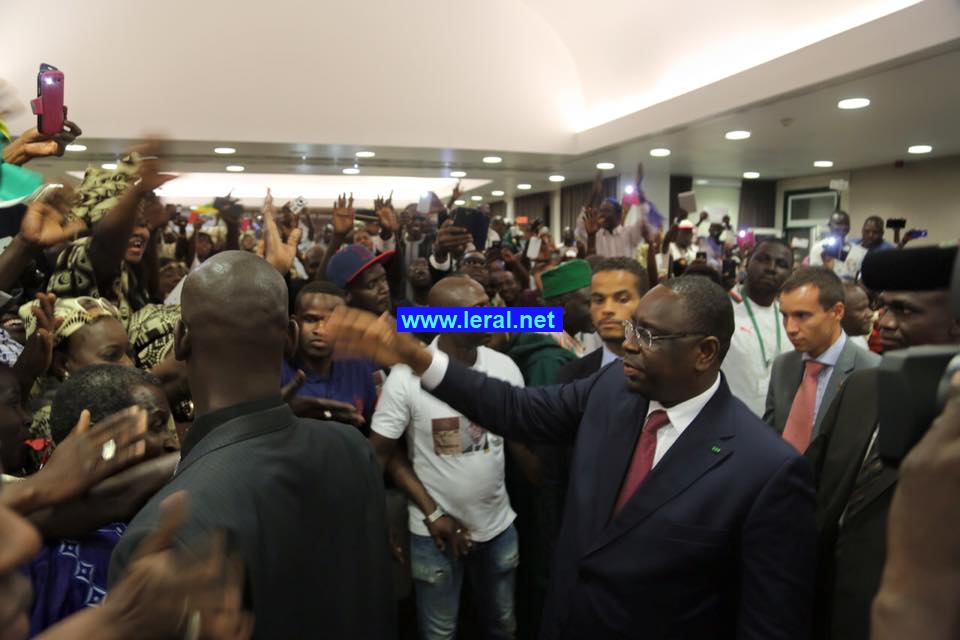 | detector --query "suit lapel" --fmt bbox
[578,388,647,549]
[584,382,736,557]
[780,352,804,433]
[815,342,857,434]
